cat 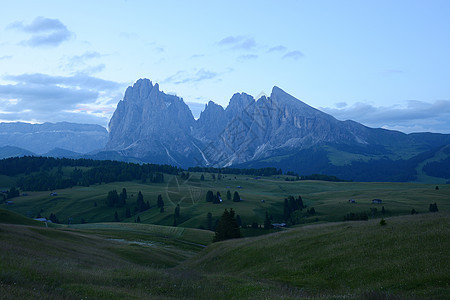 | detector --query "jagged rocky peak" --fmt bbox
[106,78,198,165]
[123,78,158,103]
